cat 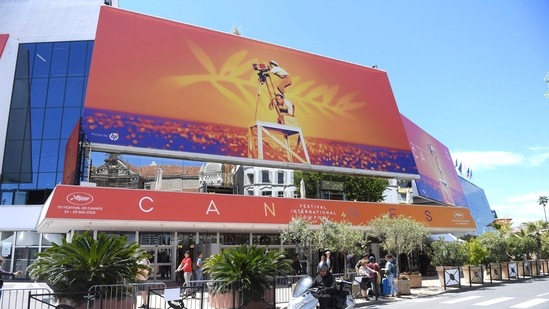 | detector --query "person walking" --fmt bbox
[317,255,327,273]
[384,255,401,298]
[195,252,204,282]
[136,257,151,309]
[0,257,23,301]
[176,251,193,294]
